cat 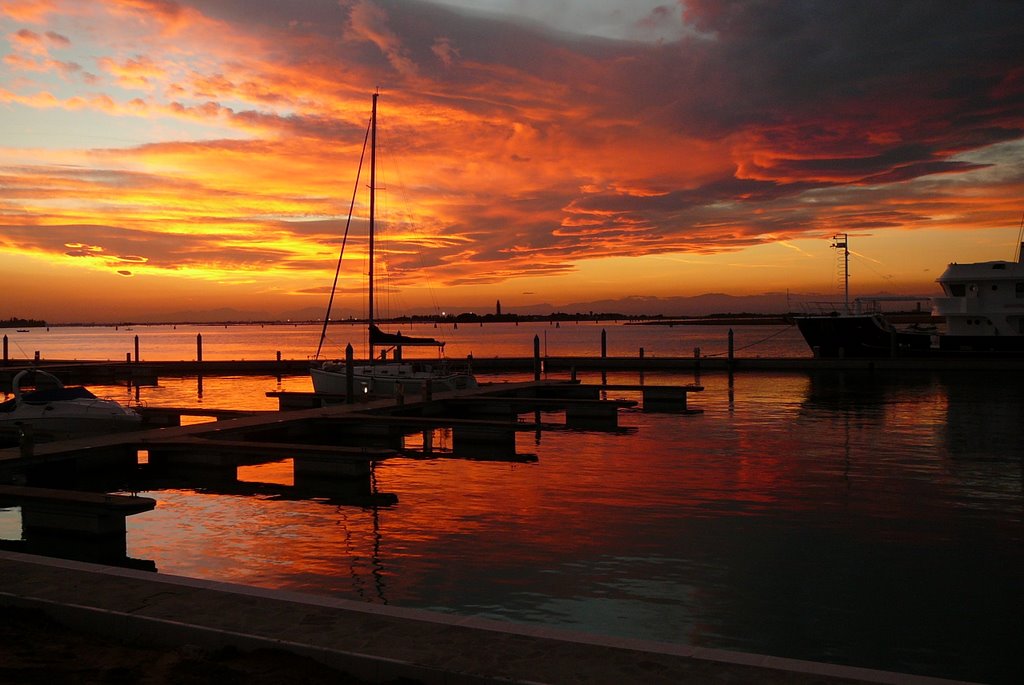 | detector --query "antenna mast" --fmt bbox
[832,233,849,312]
